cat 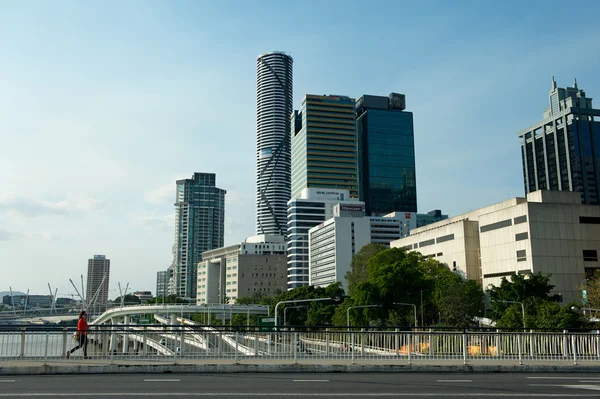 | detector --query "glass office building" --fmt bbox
[356,93,417,215]
[291,94,358,199]
[171,173,226,299]
[517,78,600,205]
